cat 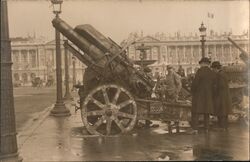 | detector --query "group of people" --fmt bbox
[155,57,232,133]
[190,57,232,133]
